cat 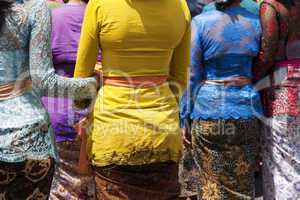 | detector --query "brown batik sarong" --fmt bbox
[0,158,55,200]
[192,119,260,200]
[179,146,199,198]
[93,162,180,200]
